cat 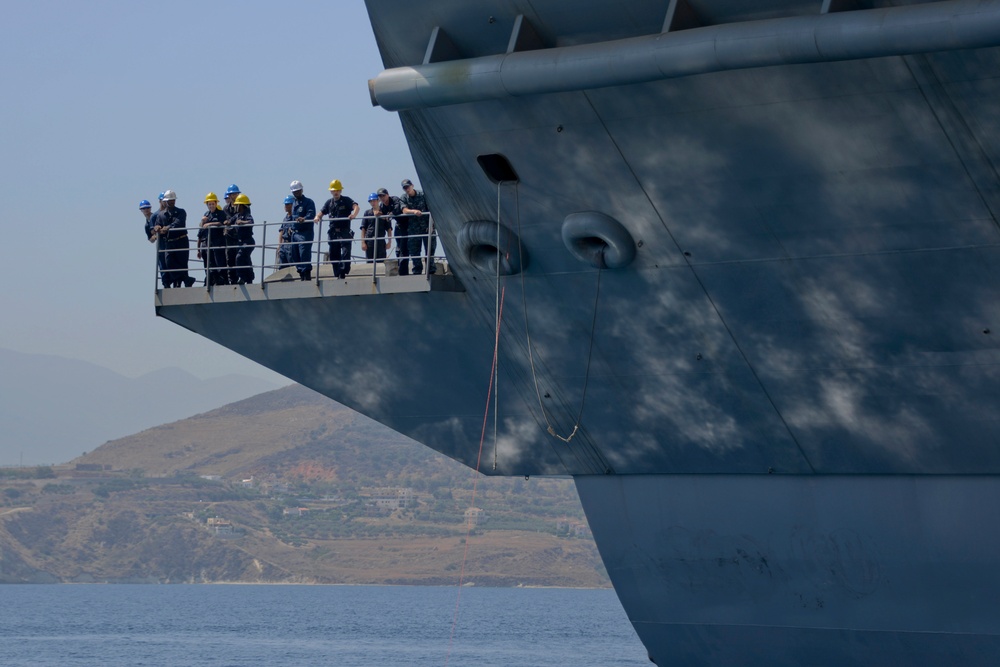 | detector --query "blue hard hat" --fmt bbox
[225,184,241,196]
[158,192,166,201]
[368,192,379,201]
[284,195,295,205]
[139,199,151,209]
